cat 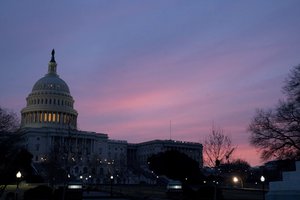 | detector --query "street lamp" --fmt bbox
[232,176,243,188]
[233,177,238,184]
[260,176,265,200]
[80,175,83,186]
[110,175,114,197]
[16,171,22,200]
